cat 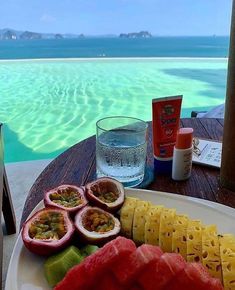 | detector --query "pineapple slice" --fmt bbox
[220,234,235,244]
[172,214,188,260]
[202,225,222,281]
[120,197,139,238]
[145,205,164,245]
[187,219,202,263]
[219,234,235,290]
[132,200,151,245]
[159,208,176,252]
